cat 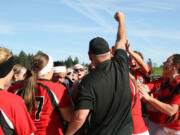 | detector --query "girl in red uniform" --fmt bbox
[126,42,151,84]
[140,54,180,135]
[0,47,36,135]
[21,52,73,135]
[7,64,26,94]
[130,78,149,135]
